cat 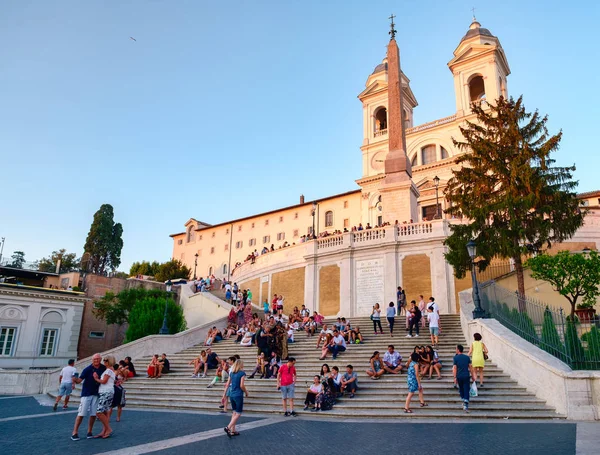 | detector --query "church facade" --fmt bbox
[170,19,598,317]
